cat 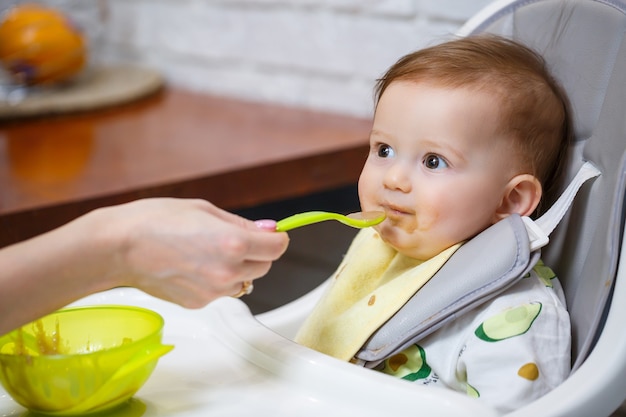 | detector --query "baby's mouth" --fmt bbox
[382,204,413,220]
